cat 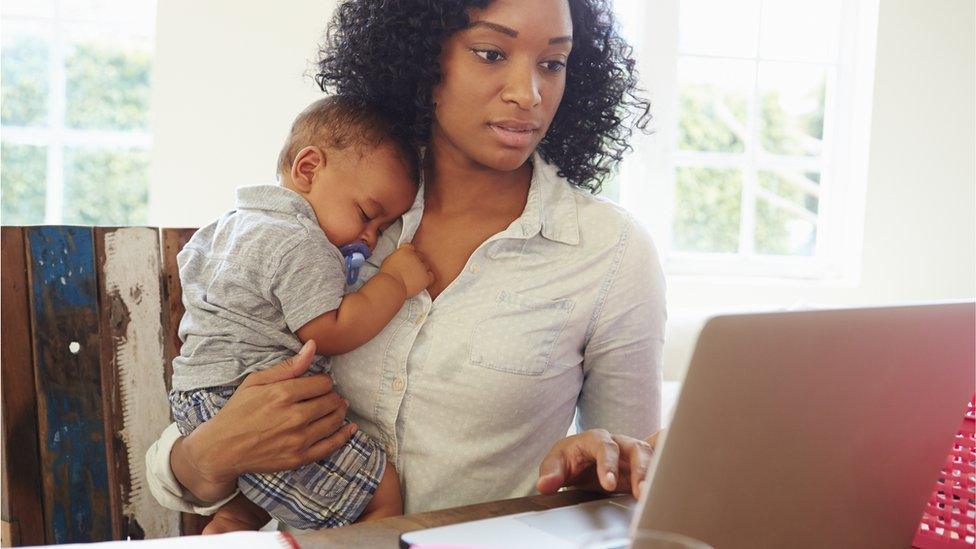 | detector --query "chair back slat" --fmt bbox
[158,228,210,536]
[25,226,113,543]
[94,227,180,540]
[160,228,197,395]
[0,227,46,546]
